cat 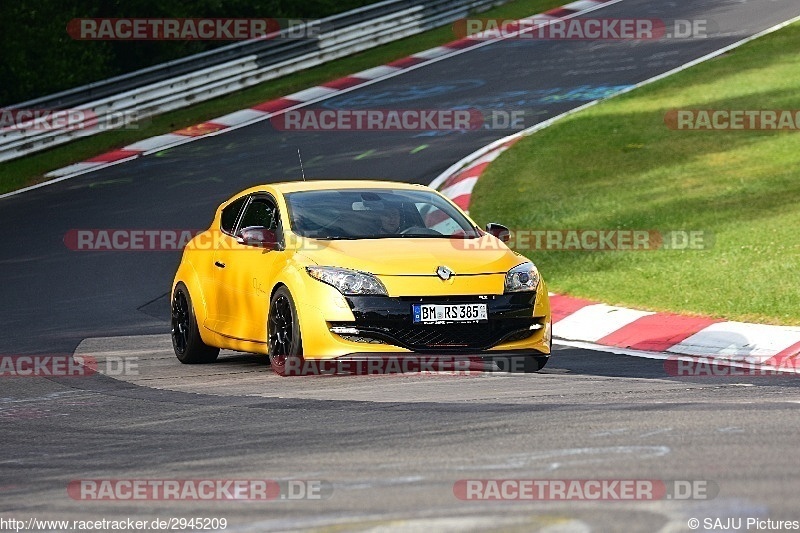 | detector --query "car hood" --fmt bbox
[298,235,523,276]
